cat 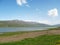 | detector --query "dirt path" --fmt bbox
[0,30,60,43]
